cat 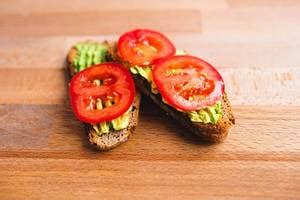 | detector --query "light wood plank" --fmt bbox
[220,67,300,106]
[175,33,300,69]
[0,10,201,36]
[201,8,300,34]
[1,6,299,37]
[0,36,113,69]
[228,0,300,8]
[2,33,300,69]
[0,69,68,104]
[0,0,228,14]
[0,67,298,105]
